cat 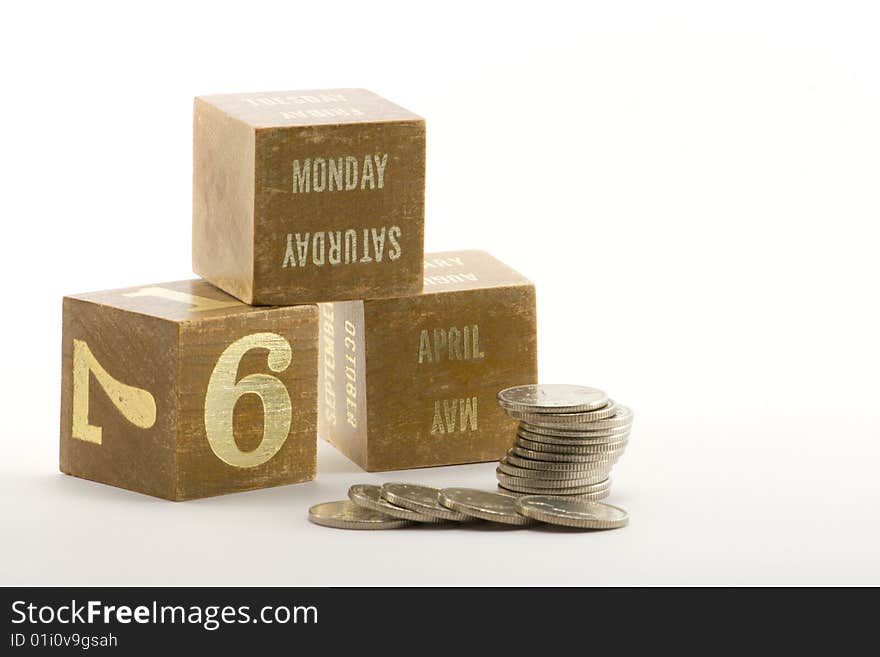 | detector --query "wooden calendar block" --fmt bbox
[317,250,537,471]
[59,279,317,500]
[193,88,425,305]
